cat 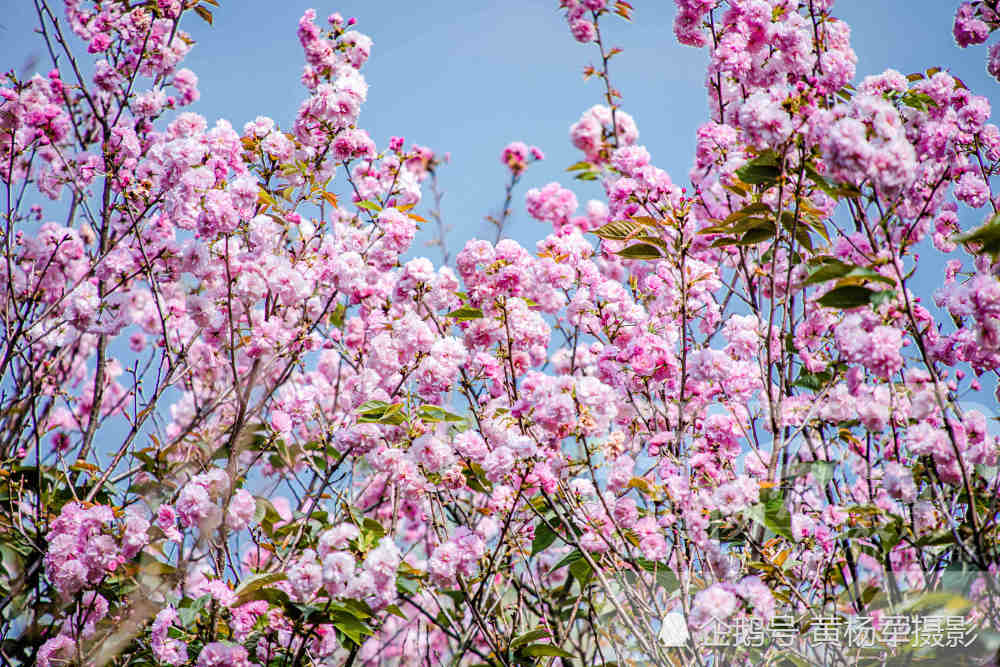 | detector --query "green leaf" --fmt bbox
[234,572,288,607]
[396,574,420,596]
[257,189,278,208]
[738,224,776,245]
[723,202,772,224]
[137,556,176,578]
[357,200,381,212]
[745,490,794,541]
[441,589,466,607]
[804,259,895,287]
[338,598,375,620]
[521,644,574,658]
[637,234,668,250]
[235,586,290,609]
[569,558,593,584]
[463,463,492,494]
[531,522,558,556]
[177,595,211,627]
[707,221,777,247]
[709,236,739,248]
[253,497,283,528]
[735,151,781,186]
[793,368,832,391]
[804,259,854,284]
[565,161,592,172]
[594,219,641,241]
[356,402,406,425]
[817,285,876,309]
[915,530,955,547]
[552,549,585,572]
[876,519,905,553]
[511,628,551,648]
[869,289,896,308]
[0,544,23,580]
[701,216,773,236]
[737,164,781,185]
[899,90,938,111]
[446,306,484,320]
[615,243,663,260]
[332,611,374,645]
[835,264,889,285]
[356,400,391,413]
[954,212,1000,260]
[385,604,407,619]
[417,405,465,423]
[330,302,347,328]
[374,406,406,425]
[776,211,815,251]
[804,164,839,198]
[894,591,973,616]
[362,517,386,542]
[749,149,780,166]
[634,558,680,590]
[789,461,836,486]
[631,215,661,227]
[722,182,750,197]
